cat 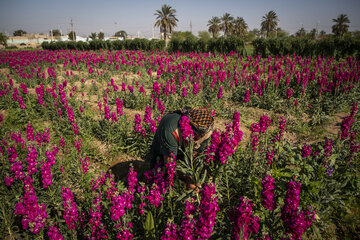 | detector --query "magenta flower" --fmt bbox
[179,115,194,144]
[324,138,333,157]
[301,144,311,158]
[128,165,138,193]
[281,181,316,240]
[116,98,124,116]
[161,221,178,240]
[59,138,66,149]
[89,195,108,239]
[261,175,276,210]
[104,105,110,120]
[150,120,157,133]
[62,187,79,229]
[259,115,271,133]
[165,154,176,189]
[117,228,133,240]
[144,106,152,123]
[182,87,187,98]
[134,114,144,135]
[26,124,34,141]
[26,145,38,175]
[67,106,75,123]
[81,157,90,174]
[148,184,164,207]
[287,88,294,99]
[218,86,223,99]
[244,89,250,103]
[72,122,79,136]
[14,176,47,234]
[153,81,161,95]
[74,138,82,153]
[4,175,14,186]
[229,197,260,240]
[195,183,219,239]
